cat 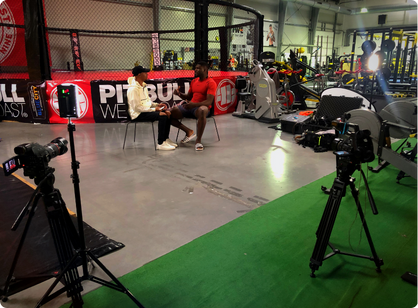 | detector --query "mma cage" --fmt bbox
[1,0,263,81]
